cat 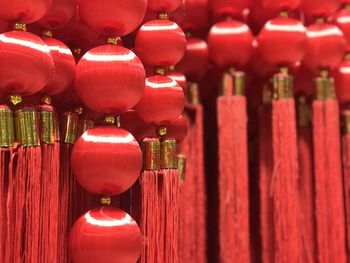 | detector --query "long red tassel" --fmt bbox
[341,110,350,256]
[38,105,60,263]
[297,97,316,262]
[160,138,179,263]
[271,72,302,262]
[217,72,250,263]
[258,99,274,263]
[139,138,162,263]
[313,76,347,263]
